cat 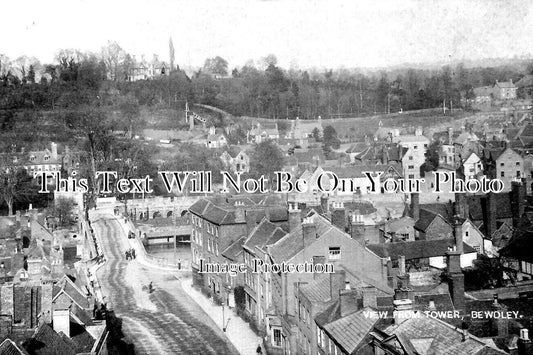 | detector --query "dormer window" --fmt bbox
[30,156,35,162]
[44,155,50,161]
